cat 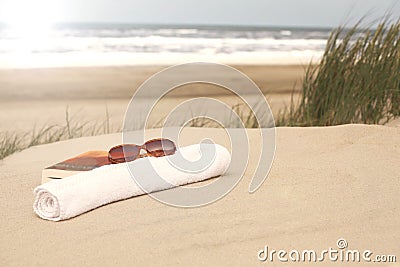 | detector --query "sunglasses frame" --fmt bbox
[108,138,176,164]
